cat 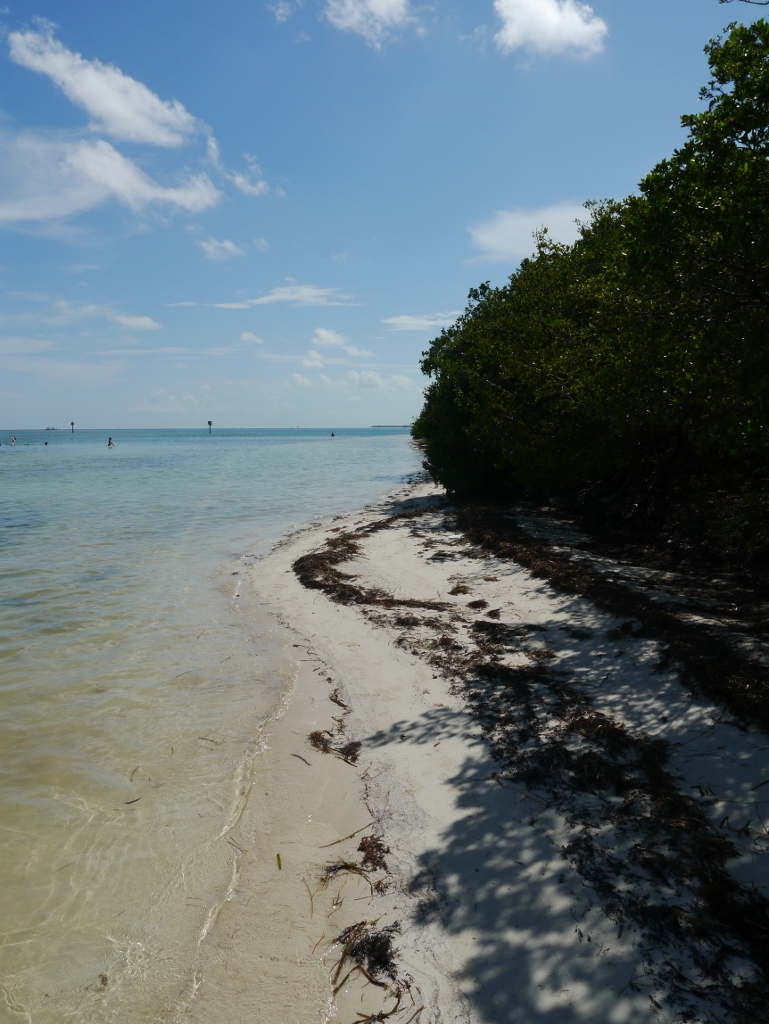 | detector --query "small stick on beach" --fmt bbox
[319,820,375,848]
